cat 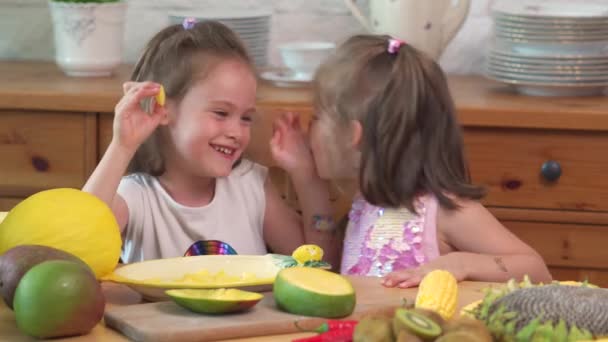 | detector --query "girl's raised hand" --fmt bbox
[113,82,167,151]
[270,112,316,179]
